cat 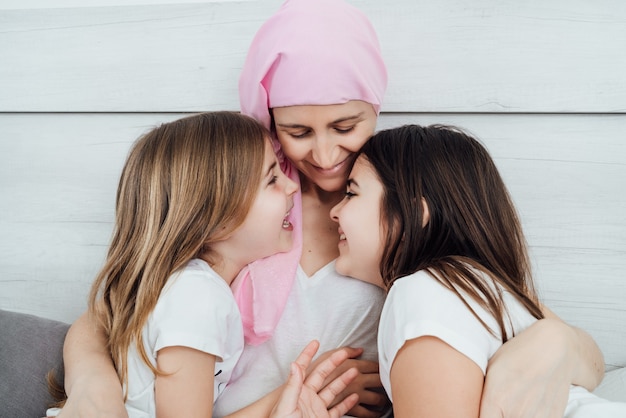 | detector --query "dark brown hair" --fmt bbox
[360,124,543,341]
